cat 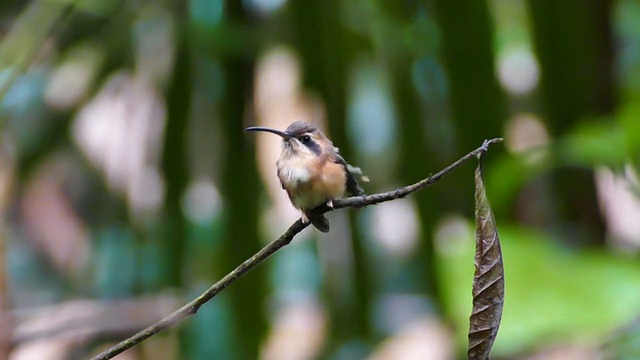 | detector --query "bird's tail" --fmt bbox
[309,214,330,233]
